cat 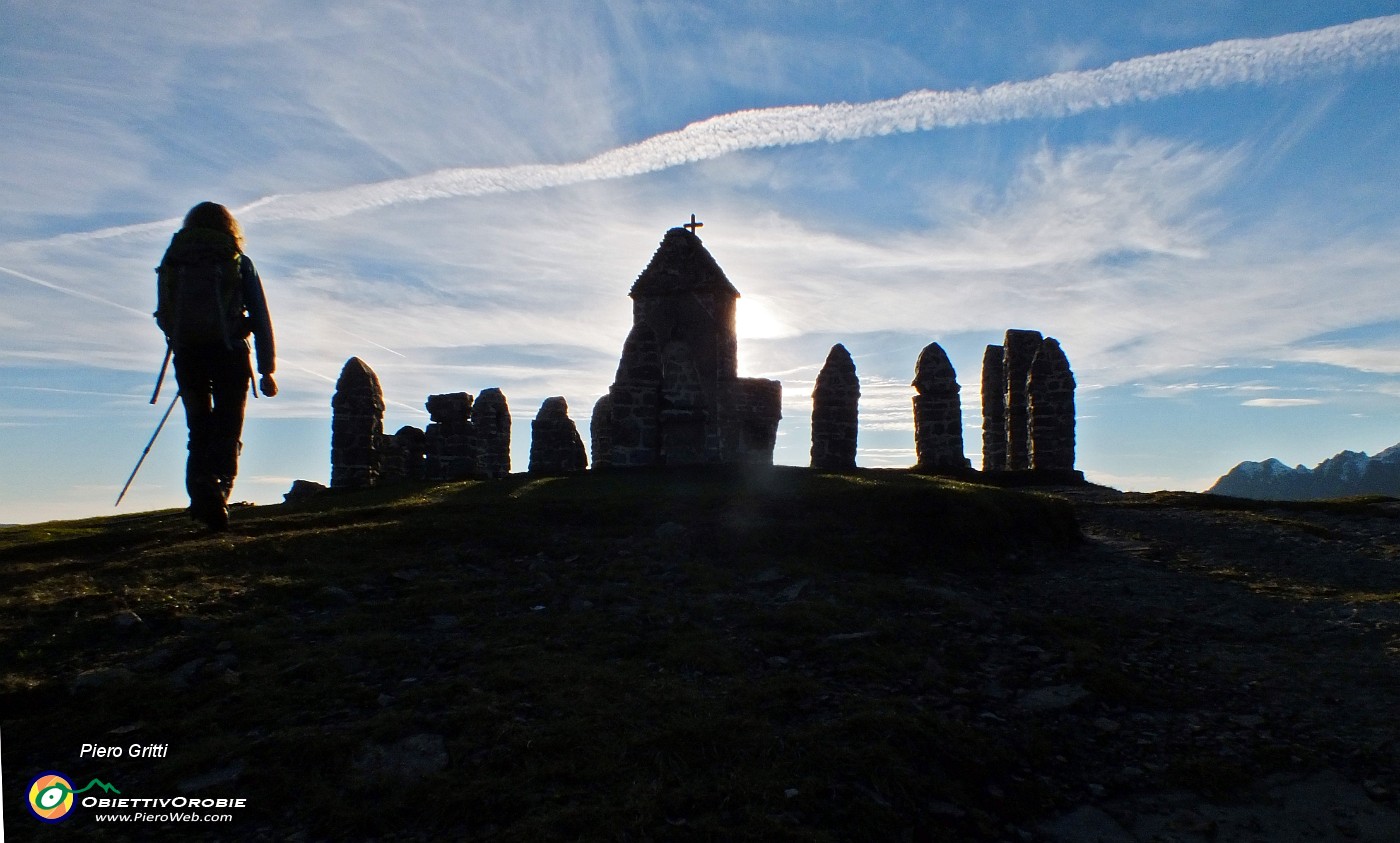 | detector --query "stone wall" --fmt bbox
[810,343,859,471]
[600,324,662,468]
[424,392,480,481]
[379,426,426,484]
[727,378,783,465]
[328,358,517,488]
